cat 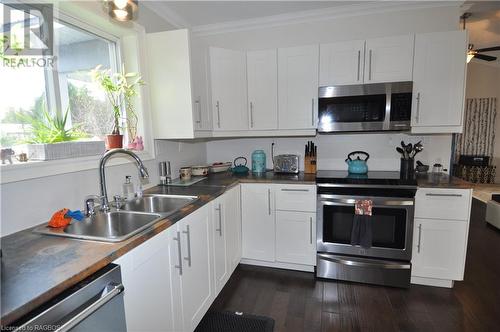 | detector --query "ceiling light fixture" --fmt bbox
[107,0,138,22]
